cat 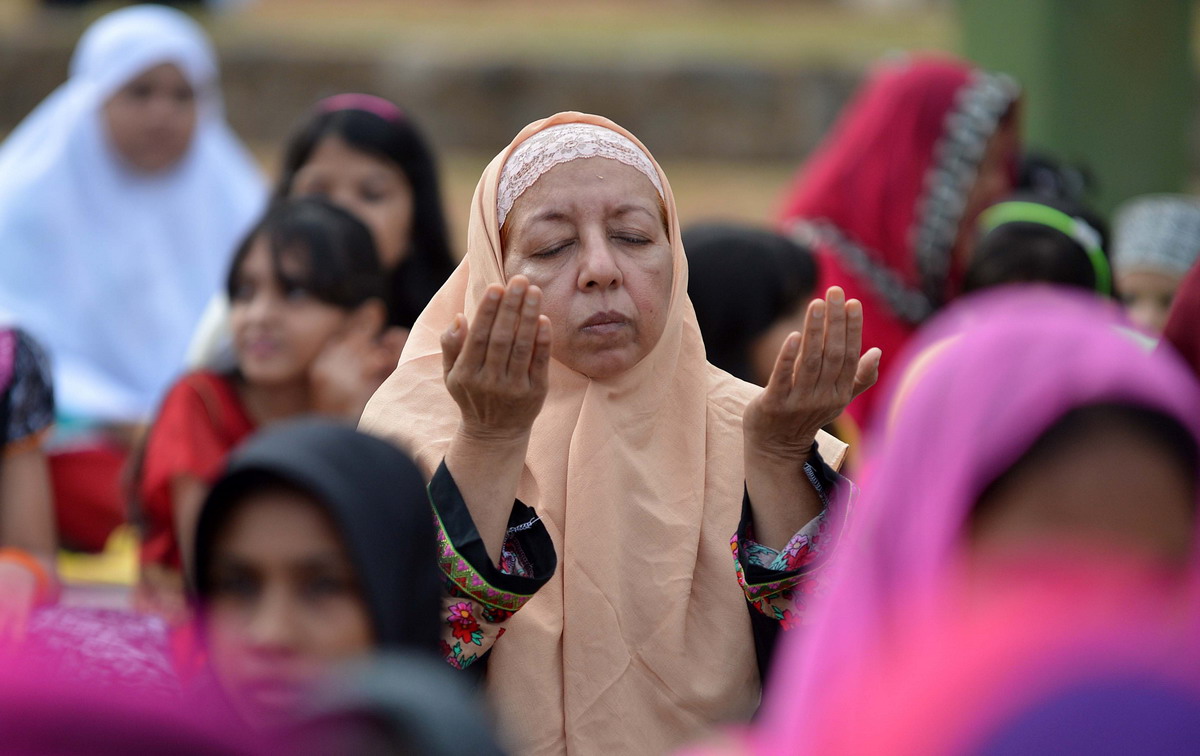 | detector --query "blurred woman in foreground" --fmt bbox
[713,289,1200,754]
